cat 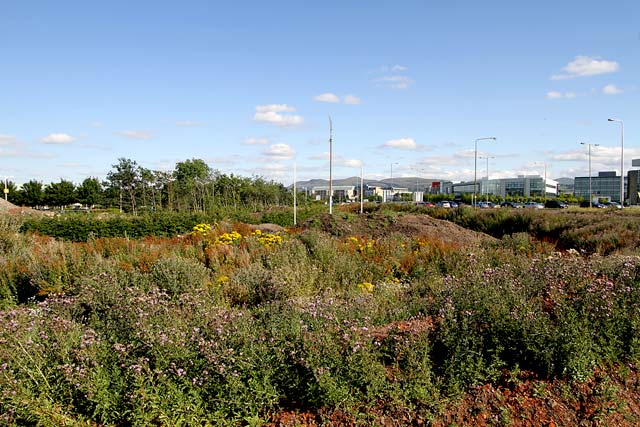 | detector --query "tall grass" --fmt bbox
[2,213,640,424]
